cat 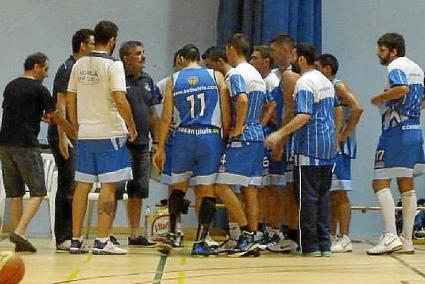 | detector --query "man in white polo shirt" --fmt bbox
[66,20,137,255]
